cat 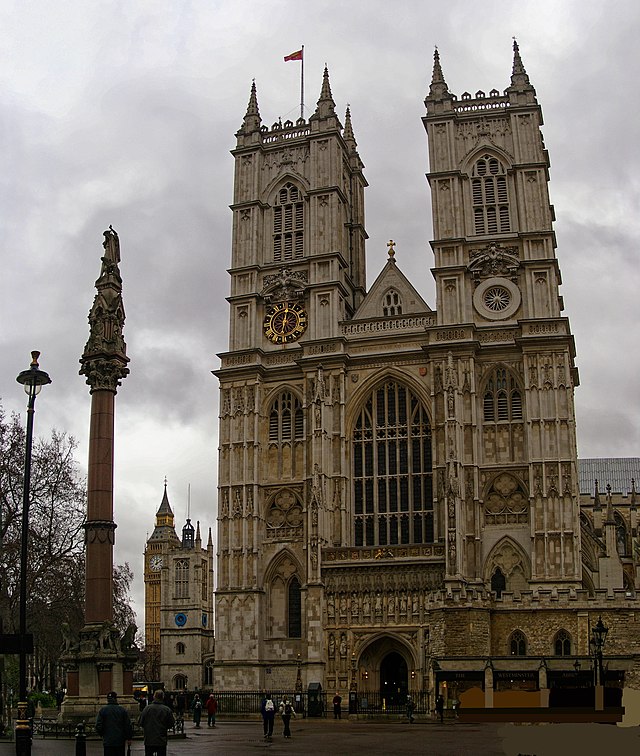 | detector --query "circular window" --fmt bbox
[473,277,521,321]
[483,286,511,312]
